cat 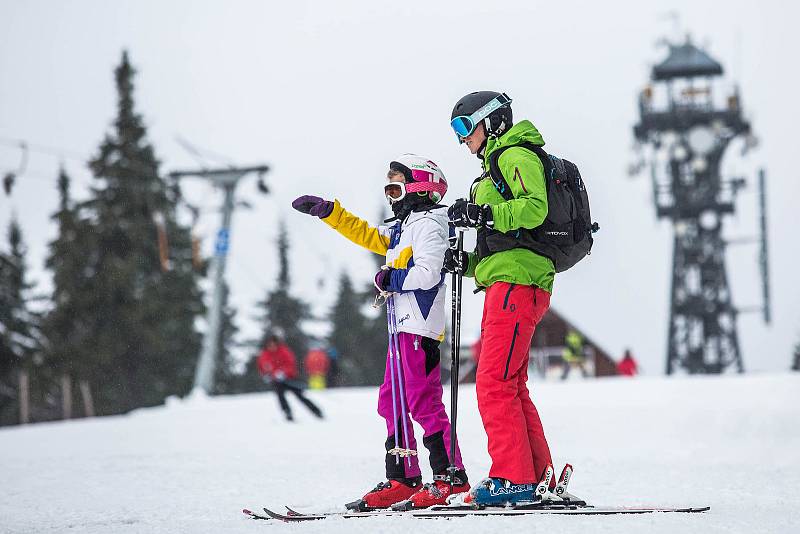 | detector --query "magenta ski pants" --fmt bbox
[377,332,464,479]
